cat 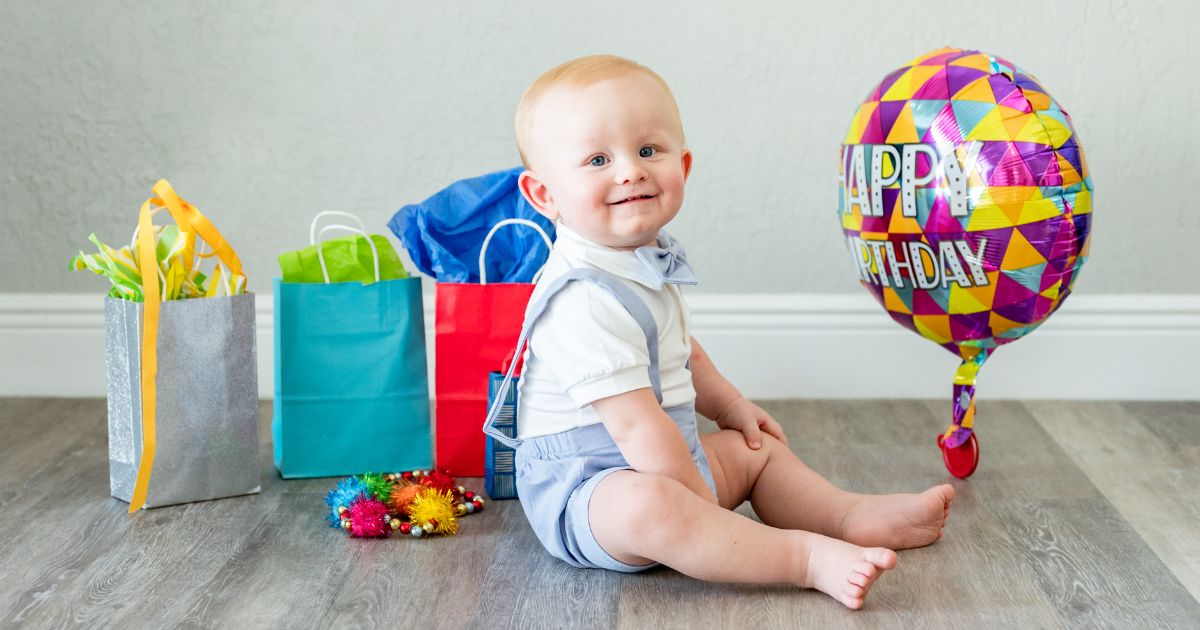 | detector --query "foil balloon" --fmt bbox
[837,47,1093,477]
